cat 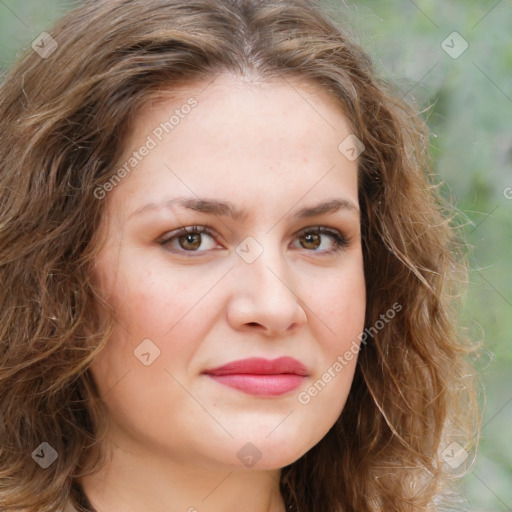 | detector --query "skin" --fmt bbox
[80,73,366,512]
